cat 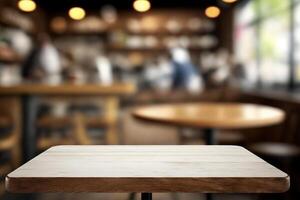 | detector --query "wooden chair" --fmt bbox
[73,97,120,145]
[35,97,76,150]
[36,96,120,148]
[0,98,21,196]
[0,98,21,167]
[36,116,75,150]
